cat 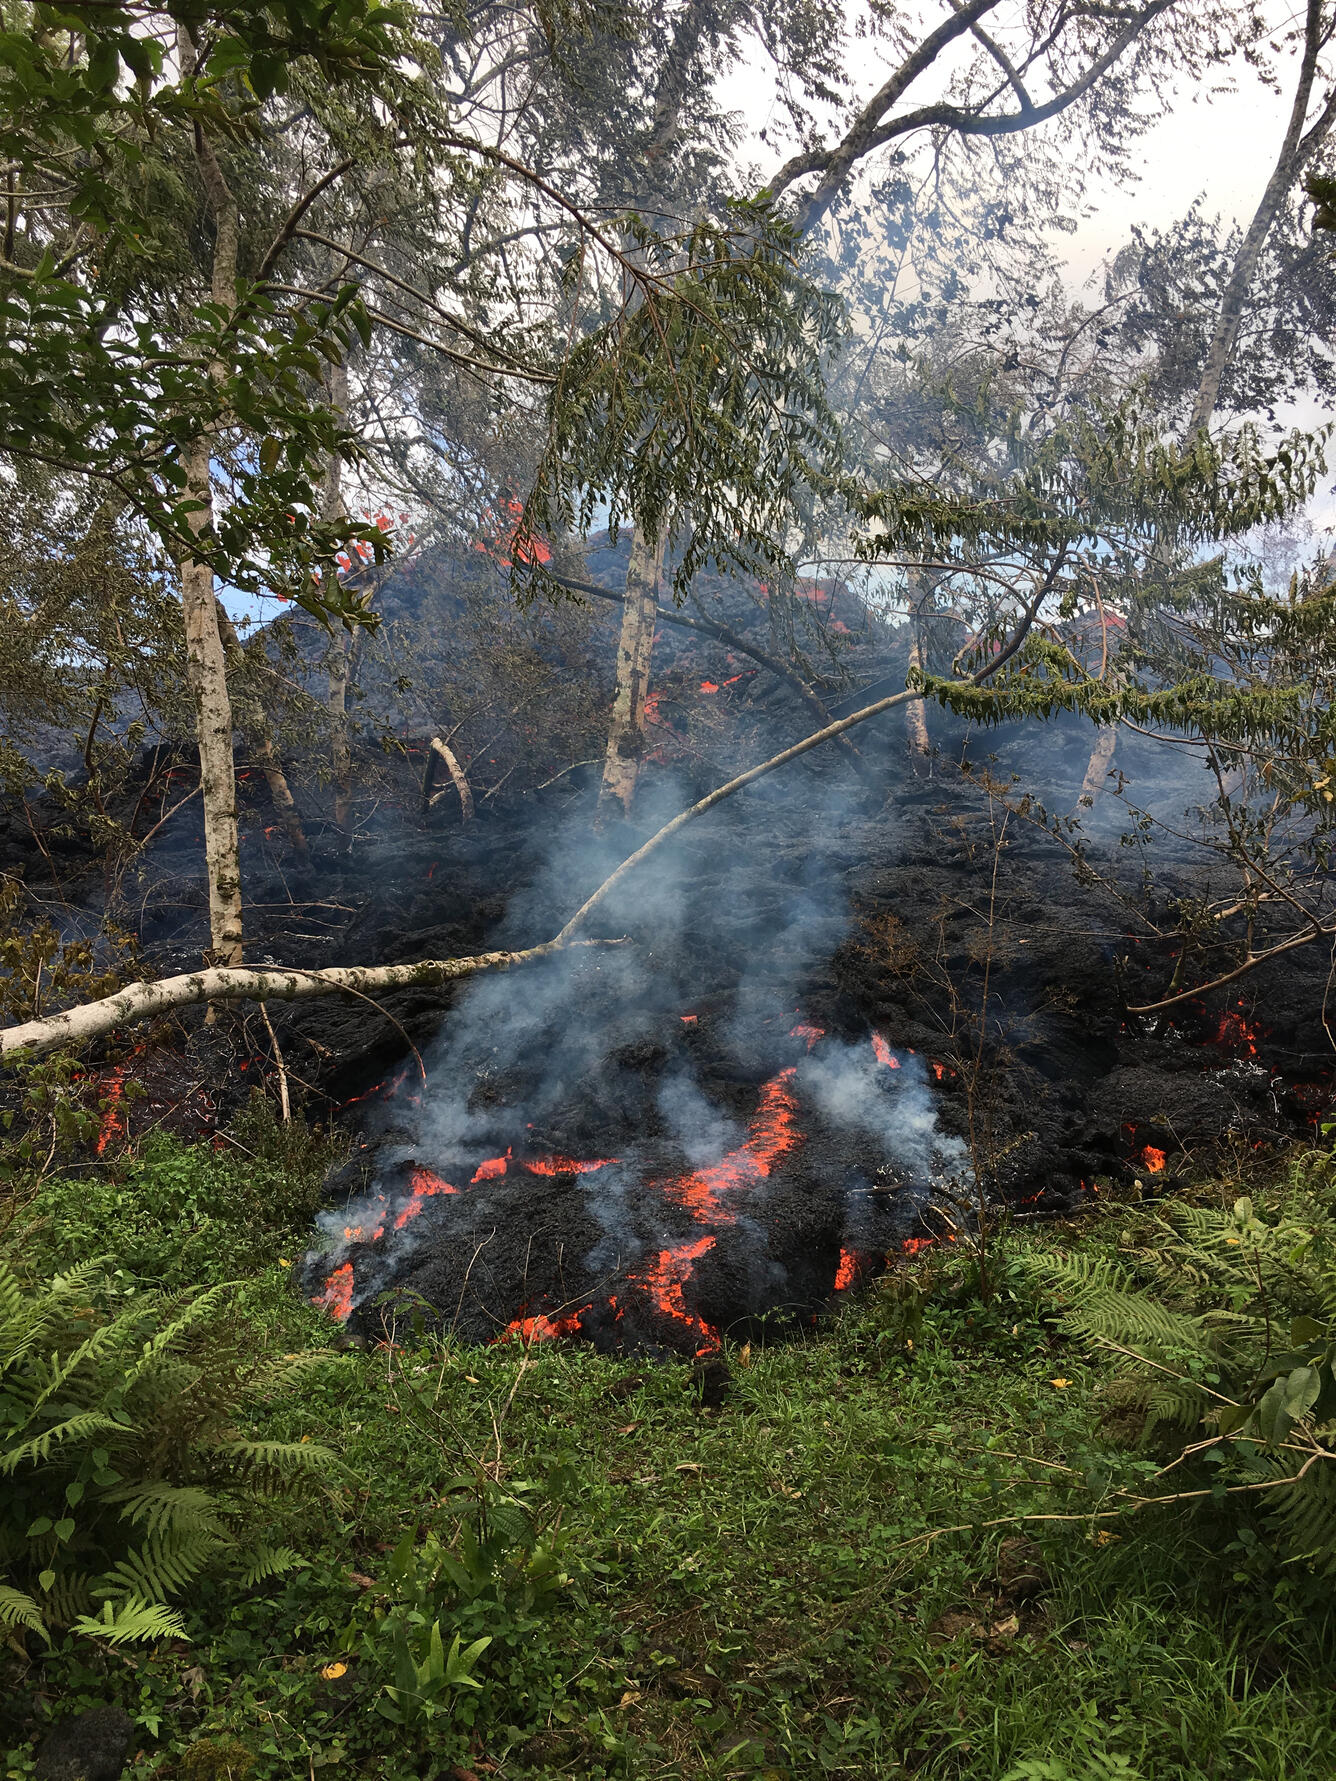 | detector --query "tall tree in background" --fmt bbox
[587,0,1265,812]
